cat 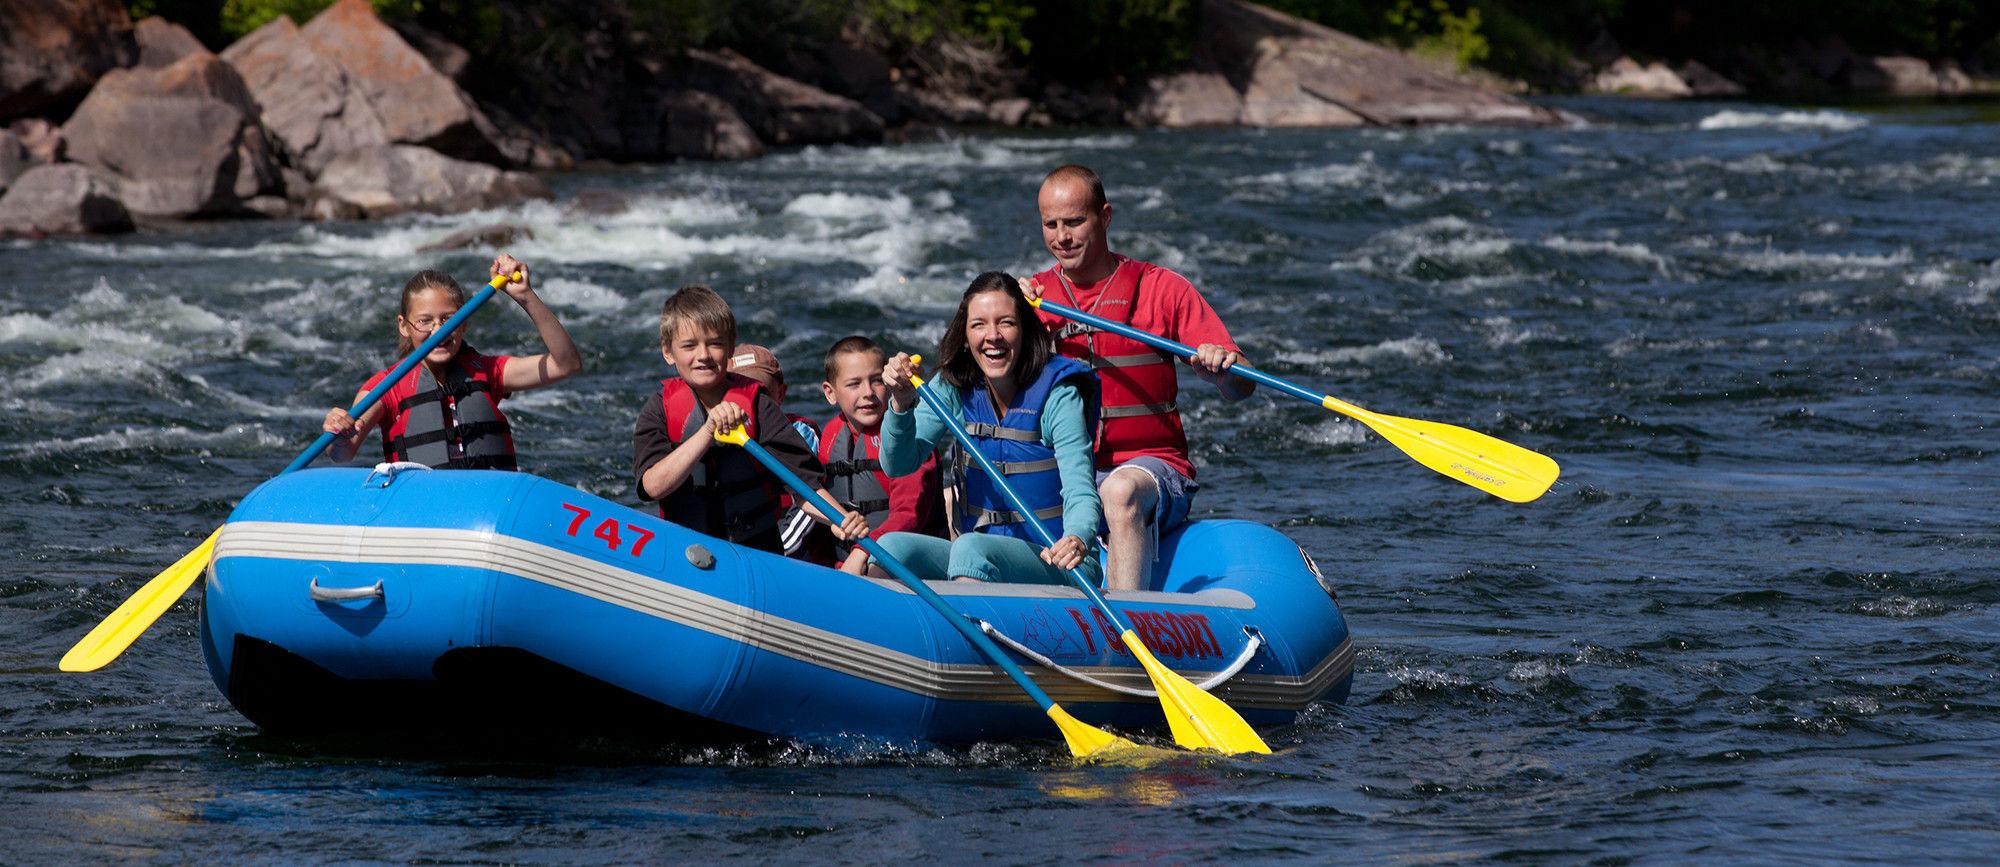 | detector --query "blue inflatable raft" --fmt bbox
[200,466,1354,745]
